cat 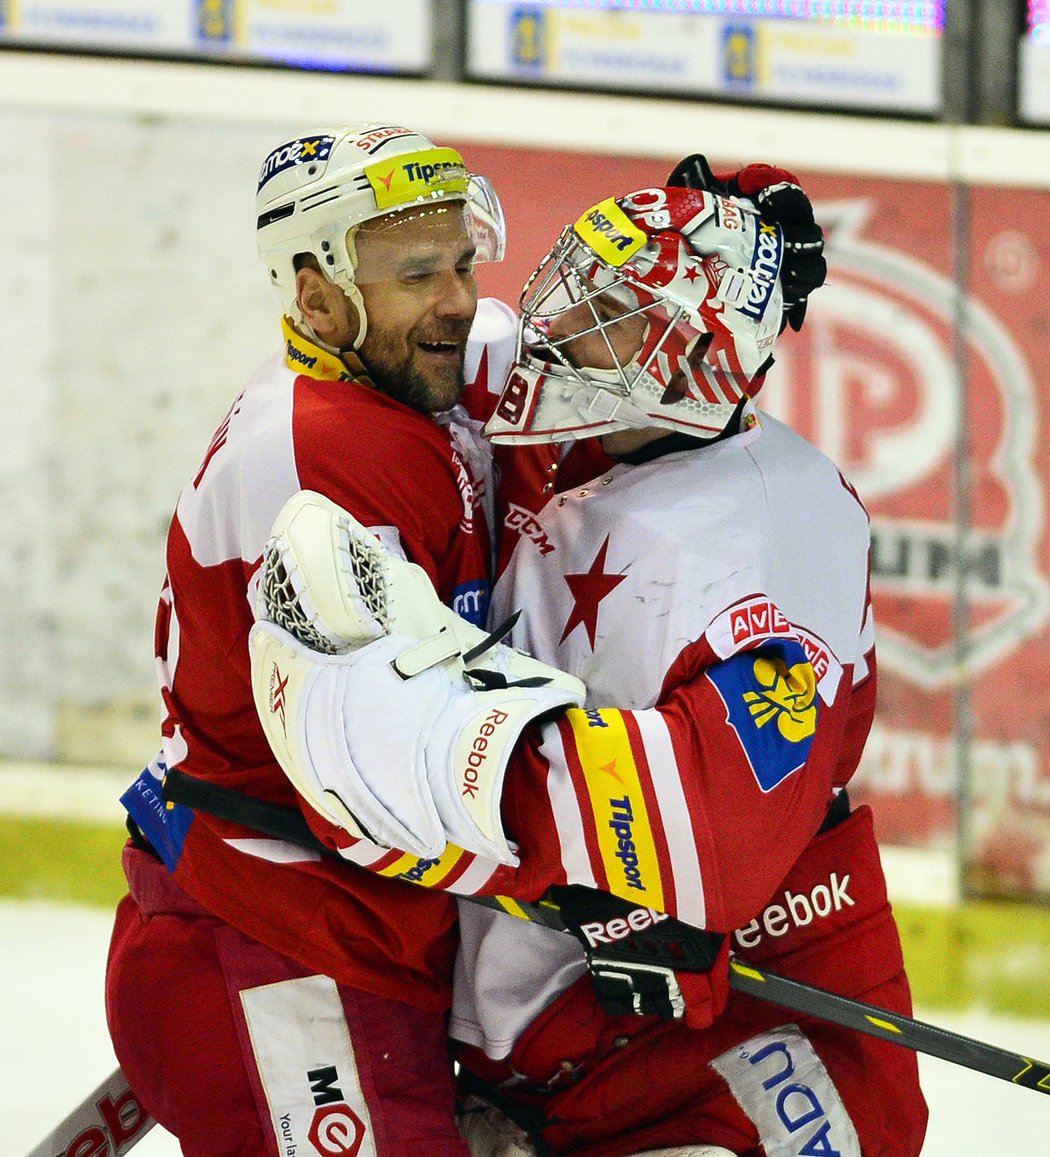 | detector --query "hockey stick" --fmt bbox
[161,768,1050,1098]
[35,777,1050,1157]
[26,1064,154,1157]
